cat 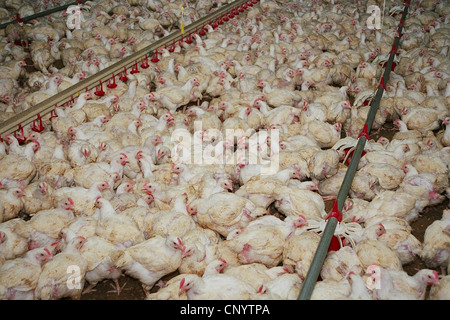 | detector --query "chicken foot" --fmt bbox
[106,278,127,296]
